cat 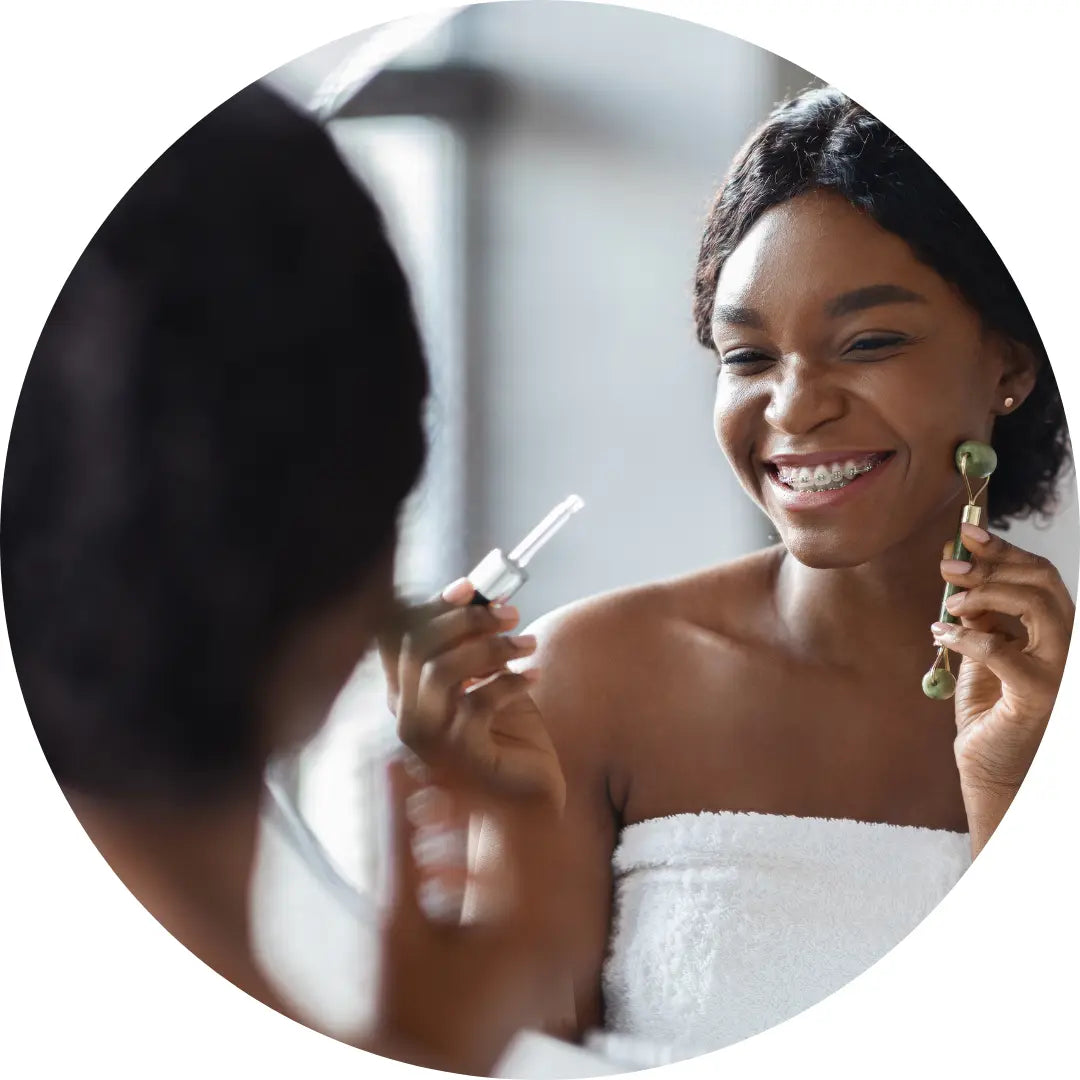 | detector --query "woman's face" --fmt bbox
[711,188,1023,569]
